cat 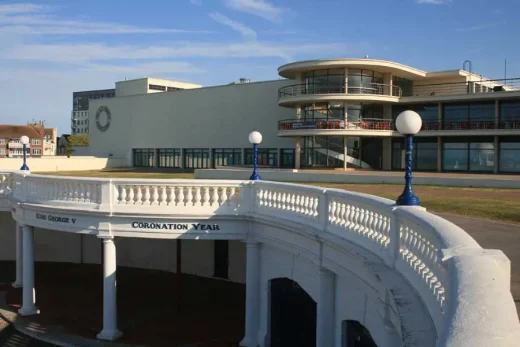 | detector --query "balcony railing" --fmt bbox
[411,77,520,97]
[279,118,395,131]
[279,118,520,132]
[278,83,402,100]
